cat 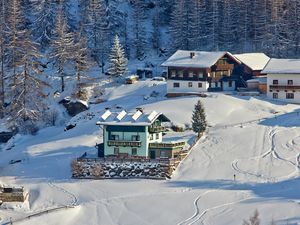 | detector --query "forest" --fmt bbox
[0,0,299,132]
